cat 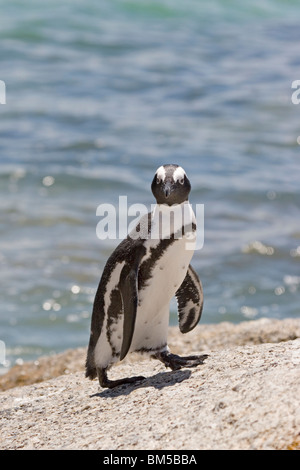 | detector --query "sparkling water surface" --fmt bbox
[0,0,299,369]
